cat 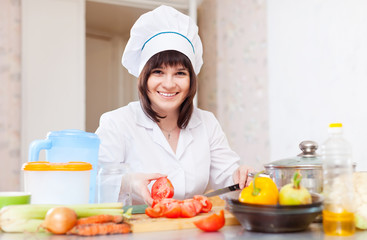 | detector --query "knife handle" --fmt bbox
[229,183,240,191]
